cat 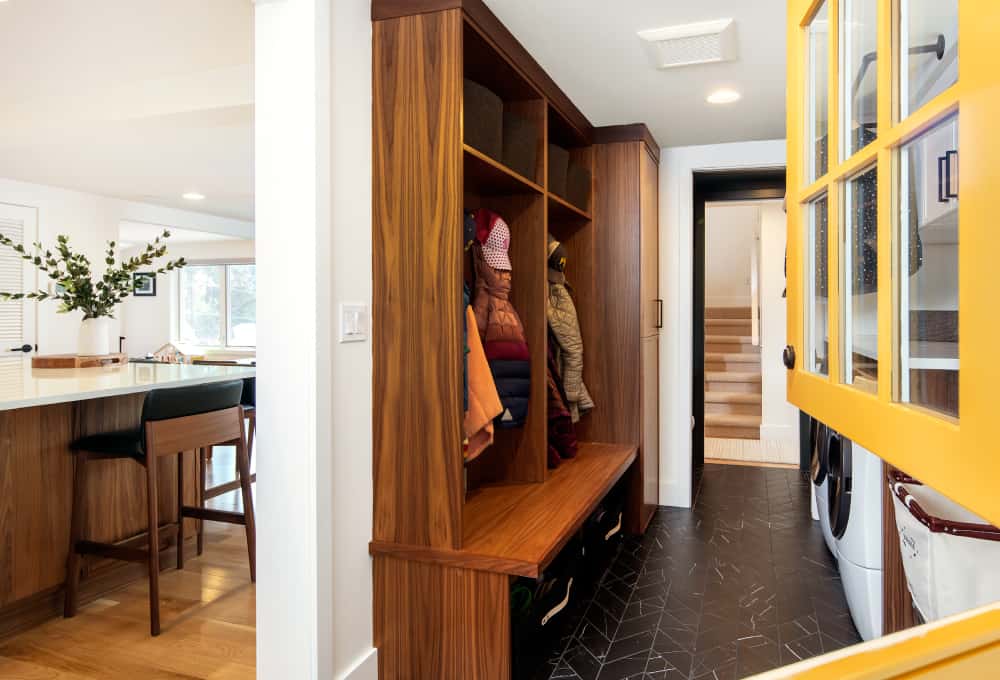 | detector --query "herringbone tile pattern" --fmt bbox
[538,464,861,679]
